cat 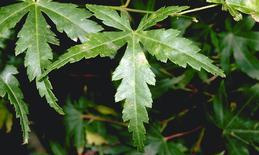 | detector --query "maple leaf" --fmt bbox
[0,65,30,144]
[0,0,102,114]
[220,17,259,80]
[210,82,259,155]
[40,5,225,150]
